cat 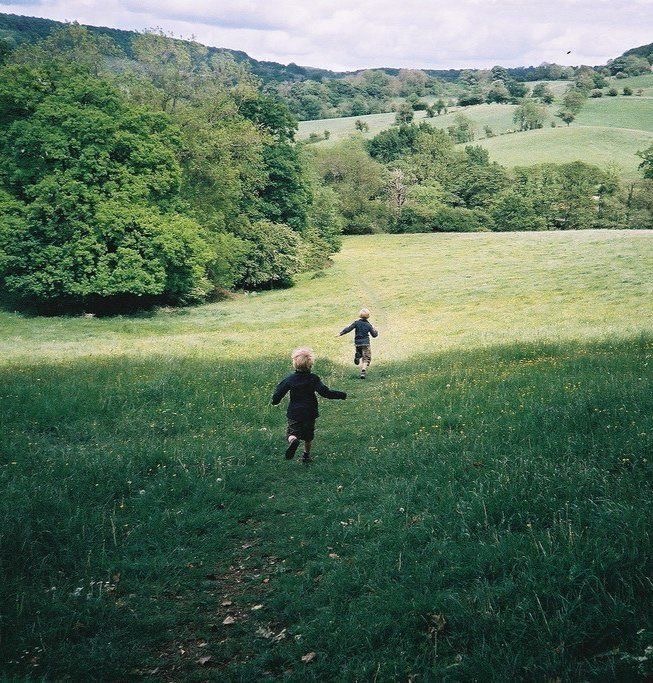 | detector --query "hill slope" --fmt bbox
[2,231,652,679]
